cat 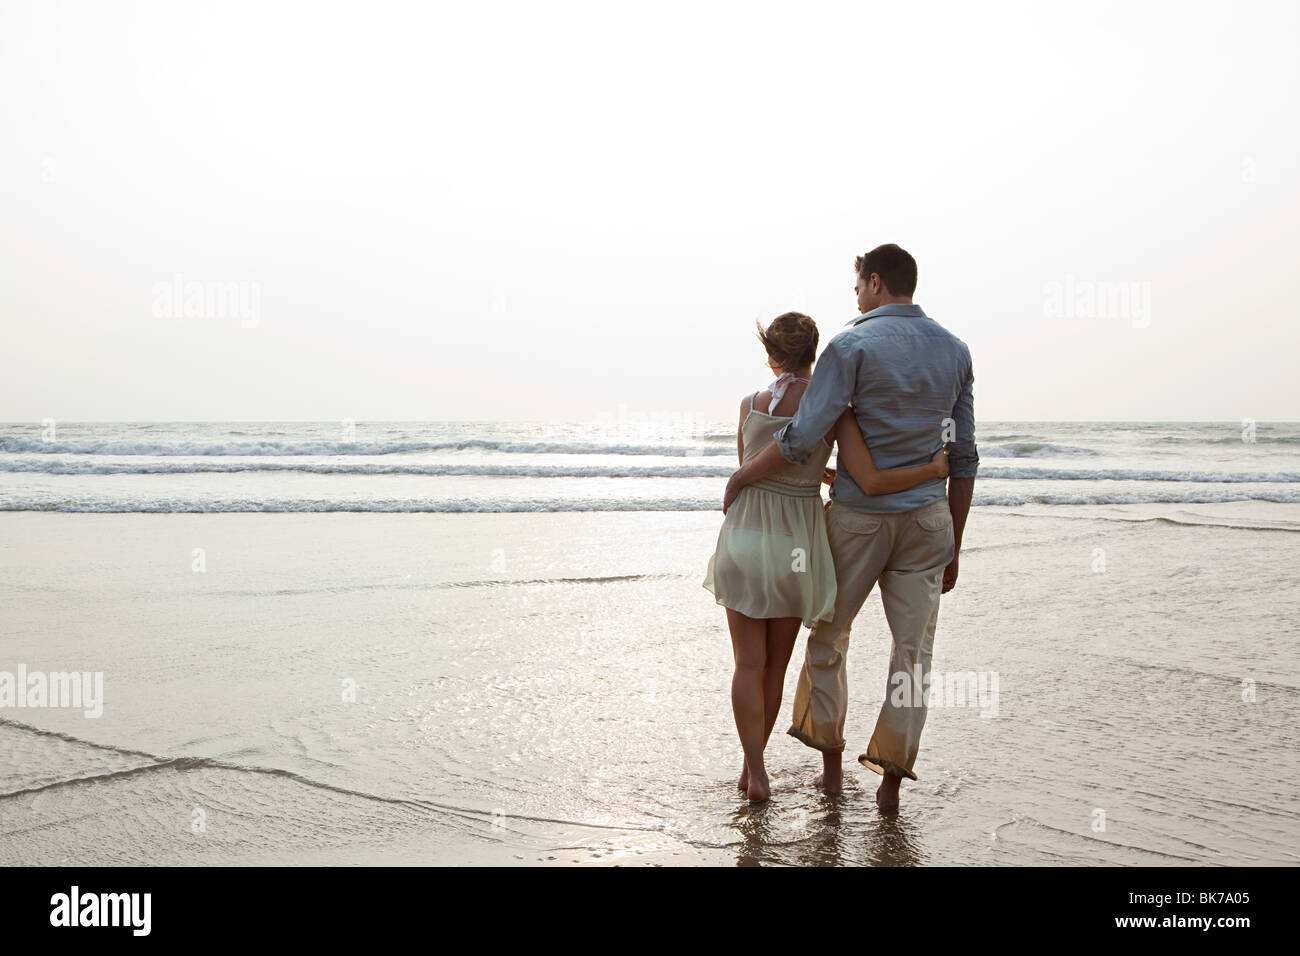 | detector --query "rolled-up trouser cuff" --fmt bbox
[786,723,844,754]
[857,753,919,781]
